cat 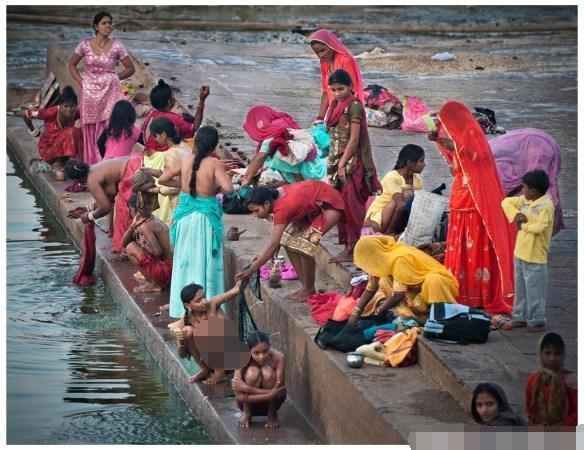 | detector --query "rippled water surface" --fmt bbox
[6,155,211,444]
